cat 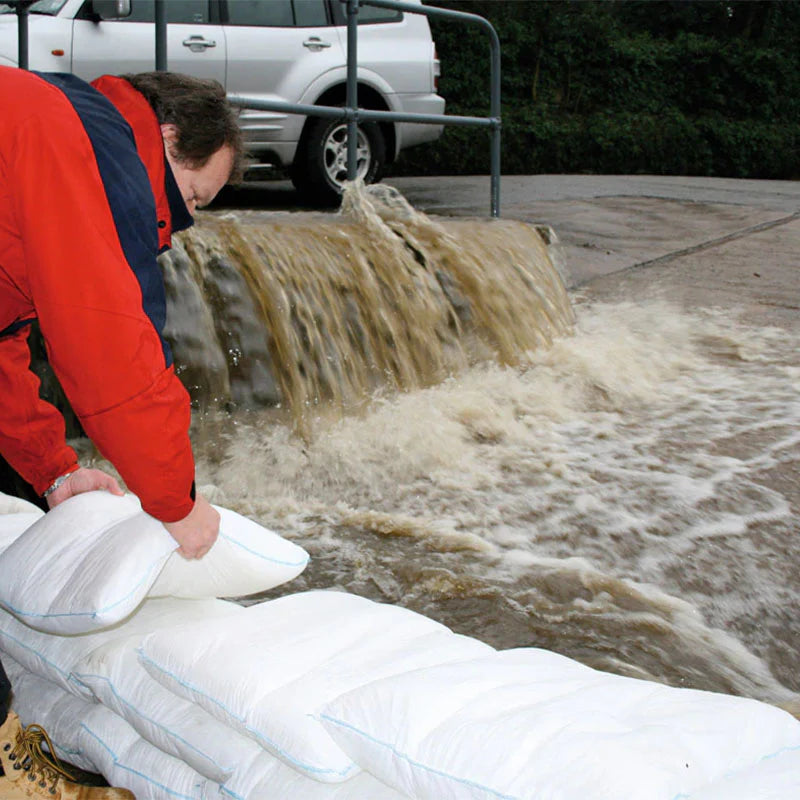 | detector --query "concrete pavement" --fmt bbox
[385,175,800,294]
